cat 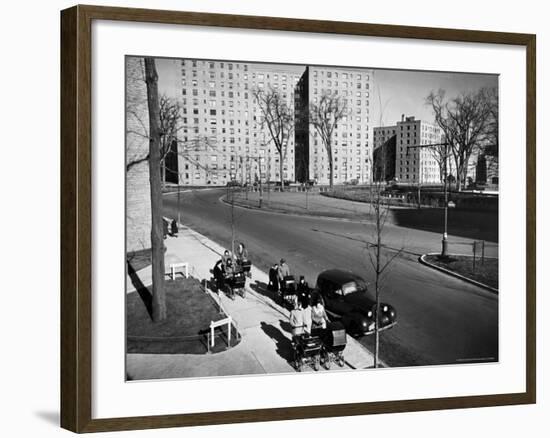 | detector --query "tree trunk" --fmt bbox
[144,57,166,322]
[160,158,166,191]
[328,143,334,189]
[453,155,462,191]
[279,151,284,192]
